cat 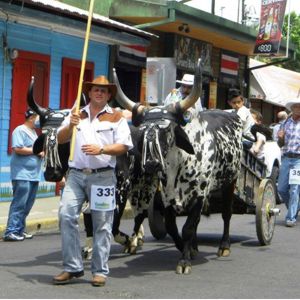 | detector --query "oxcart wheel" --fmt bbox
[148,190,167,240]
[255,179,277,246]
